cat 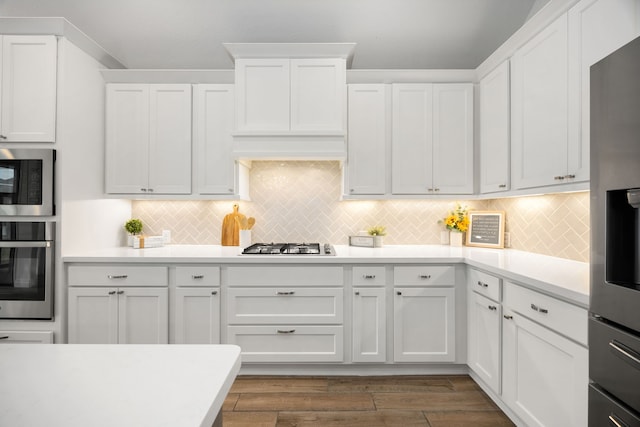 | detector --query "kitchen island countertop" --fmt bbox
[63,244,589,307]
